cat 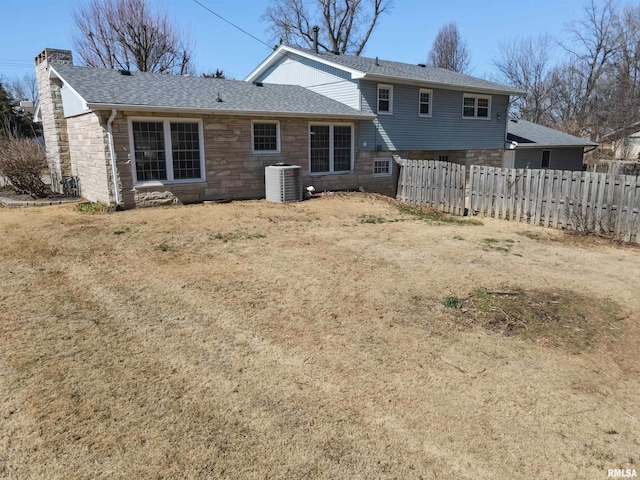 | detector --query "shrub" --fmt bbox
[0,138,49,198]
